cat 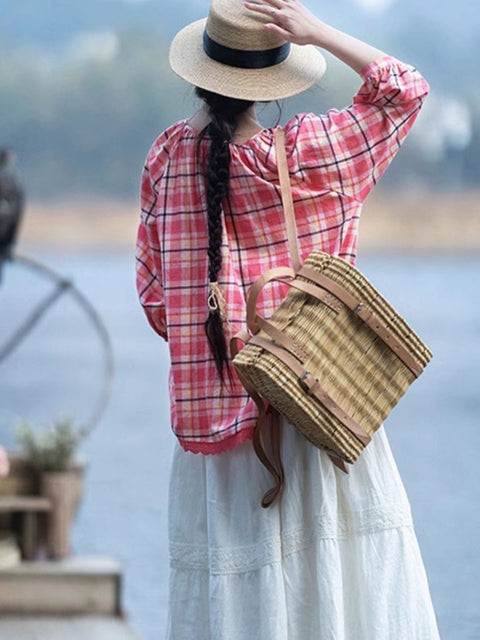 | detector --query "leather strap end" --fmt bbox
[328,453,349,474]
[253,409,285,509]
[261,484,283,509]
